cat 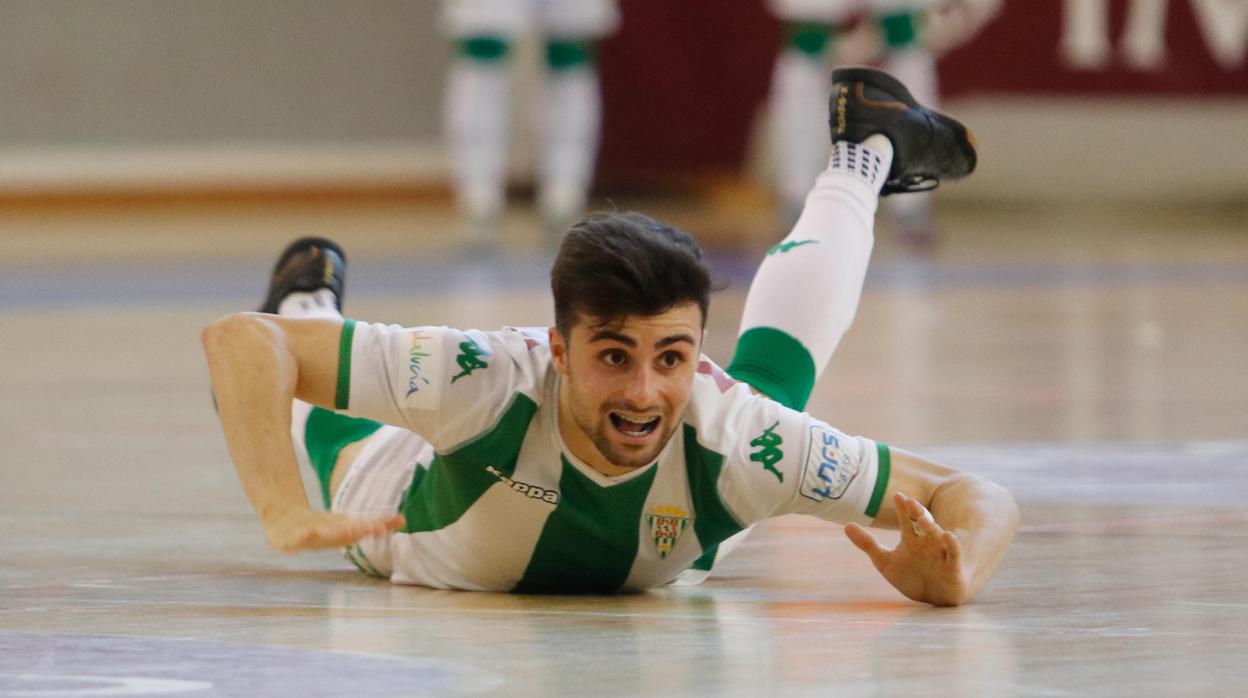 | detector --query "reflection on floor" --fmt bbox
[1,200,1245,696]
